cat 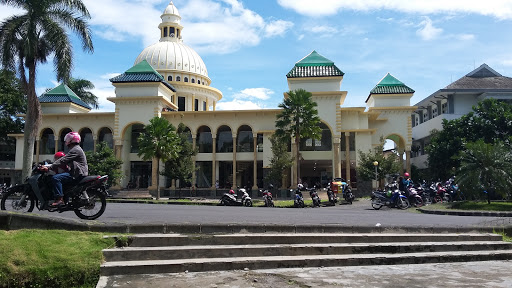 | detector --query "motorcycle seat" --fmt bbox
[78,175,101,184]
